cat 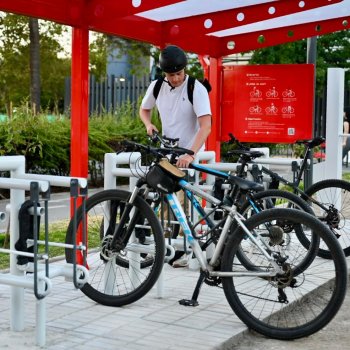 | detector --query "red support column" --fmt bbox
[70,27,89,179]
[207,57,222,161]
[70,27,89,263]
